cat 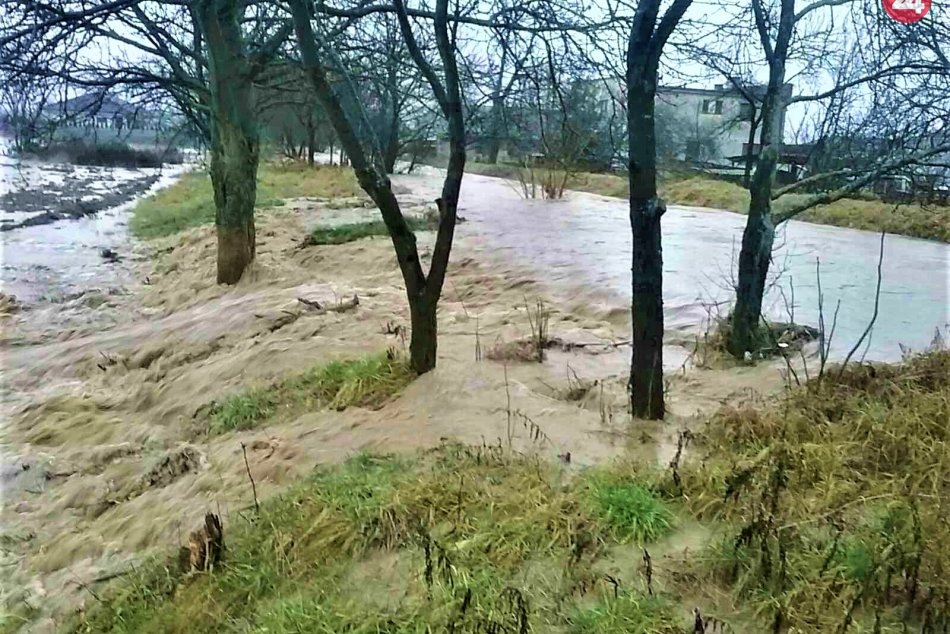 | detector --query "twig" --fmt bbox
[240,442,260,514]
[504,362,513,450]
[837,230,885,378]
